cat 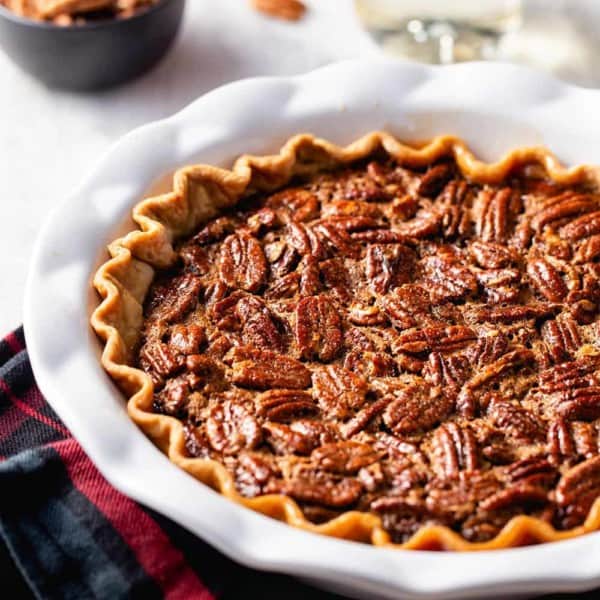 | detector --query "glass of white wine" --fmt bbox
[355,0,523,64]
